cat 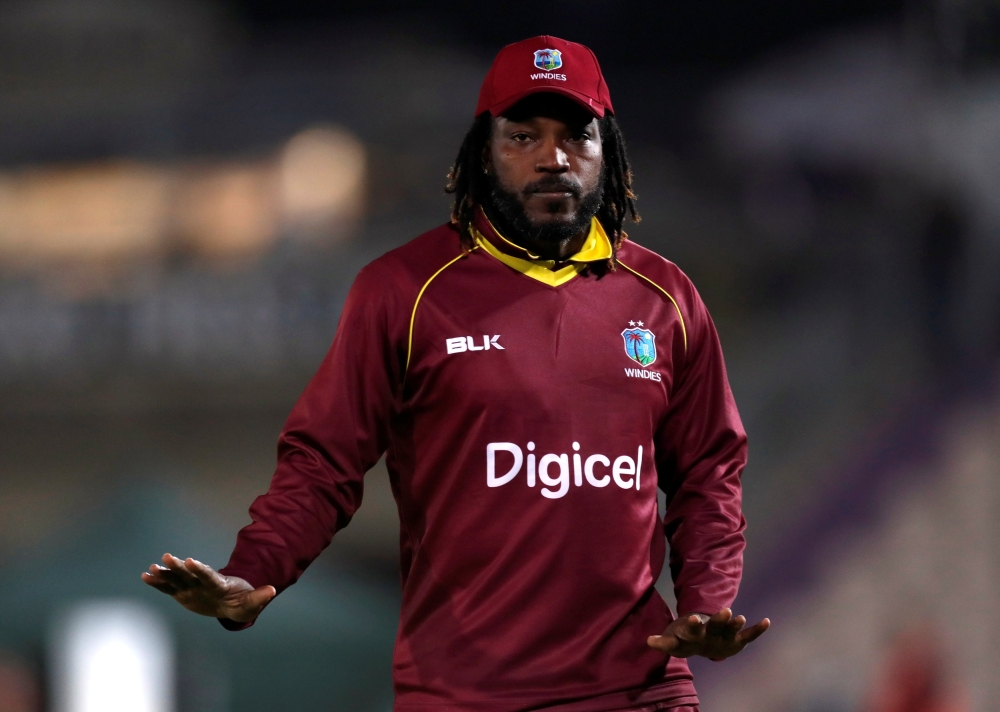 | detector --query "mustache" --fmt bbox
[522,177,583,198]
